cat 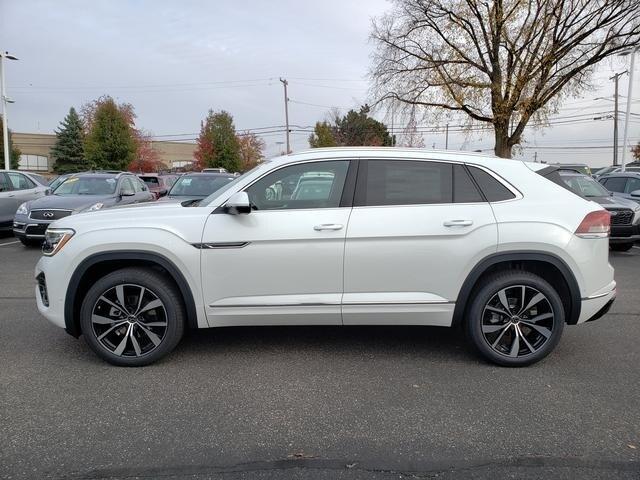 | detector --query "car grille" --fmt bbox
[609,209,634,226]
[29,209,72,220]
[25,224,48,236]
